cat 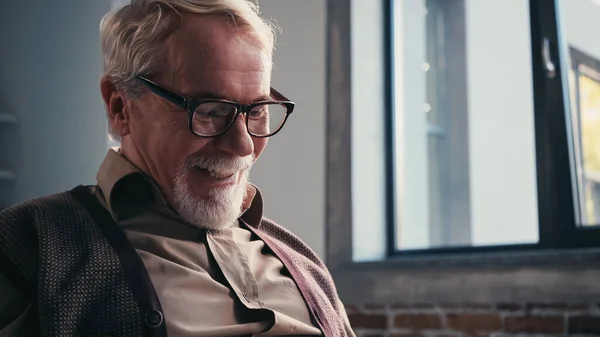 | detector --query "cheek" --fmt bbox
[129,105,172,139]
[131,108,210,167]
[162,131,213,171]
[131,112,178,150]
